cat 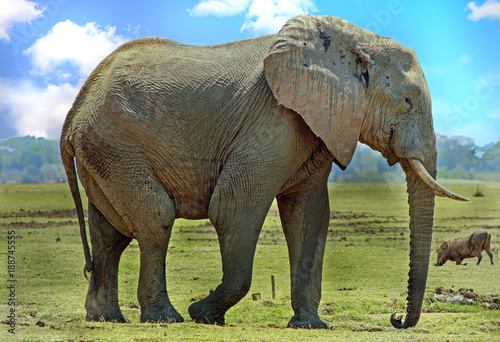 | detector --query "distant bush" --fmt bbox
[473,185,485,197]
